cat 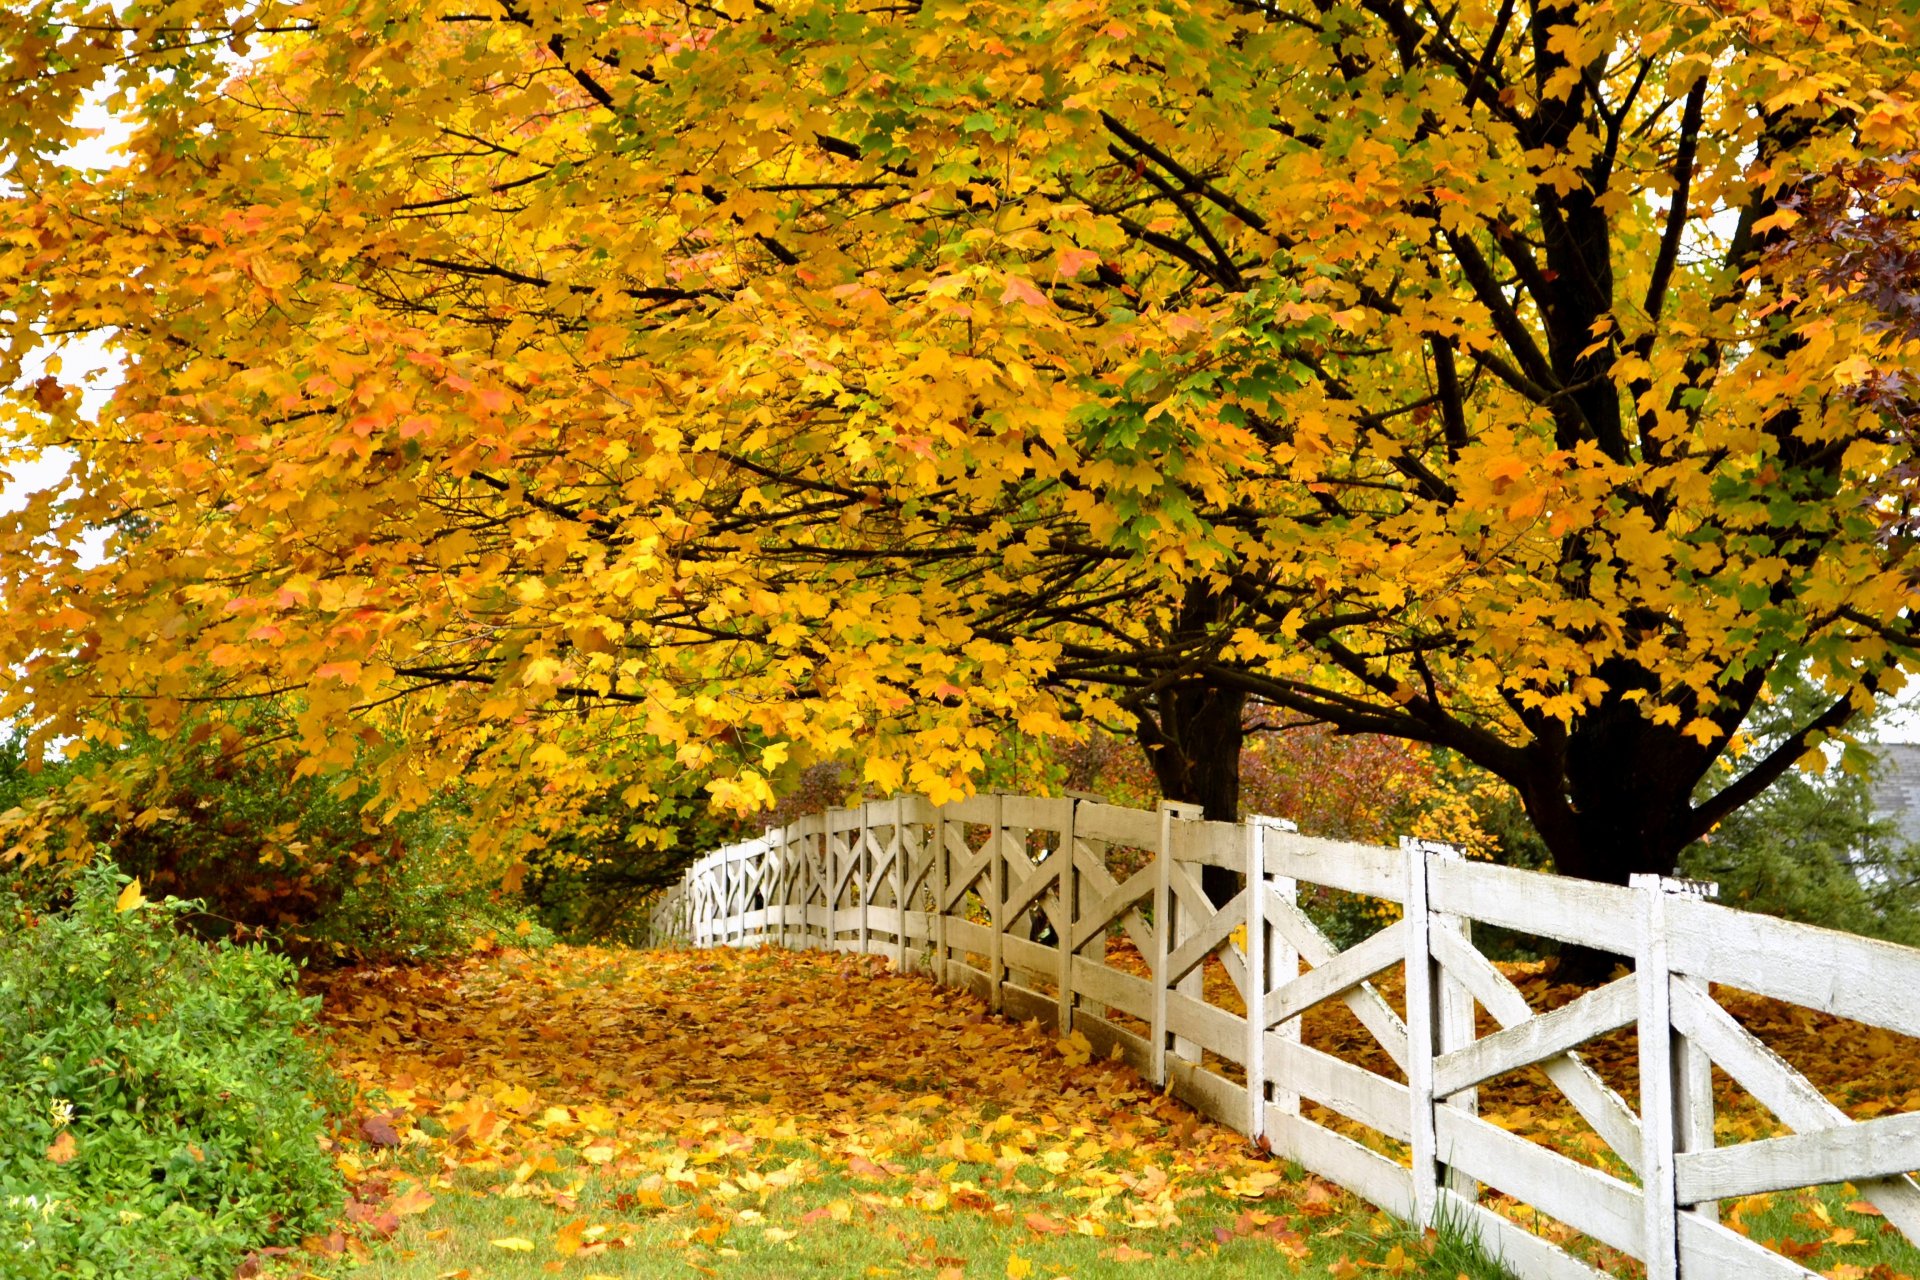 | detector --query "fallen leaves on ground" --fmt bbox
[300,940,1920,1279]
[304,945,1433,1277]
